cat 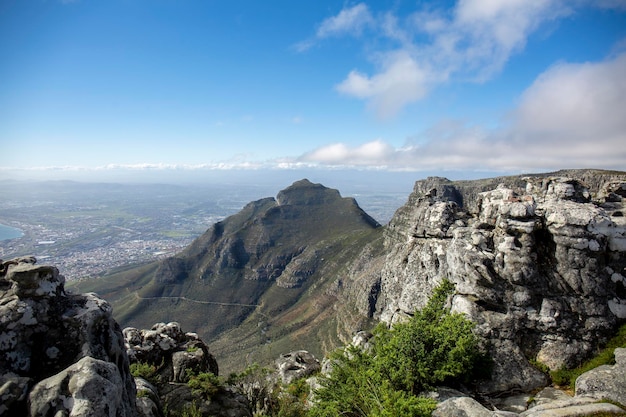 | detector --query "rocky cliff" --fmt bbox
[366,170,626,394]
